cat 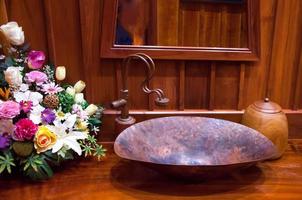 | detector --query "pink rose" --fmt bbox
[0,101,20,119]
[25,71,48,85]
[27,50,45,69]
